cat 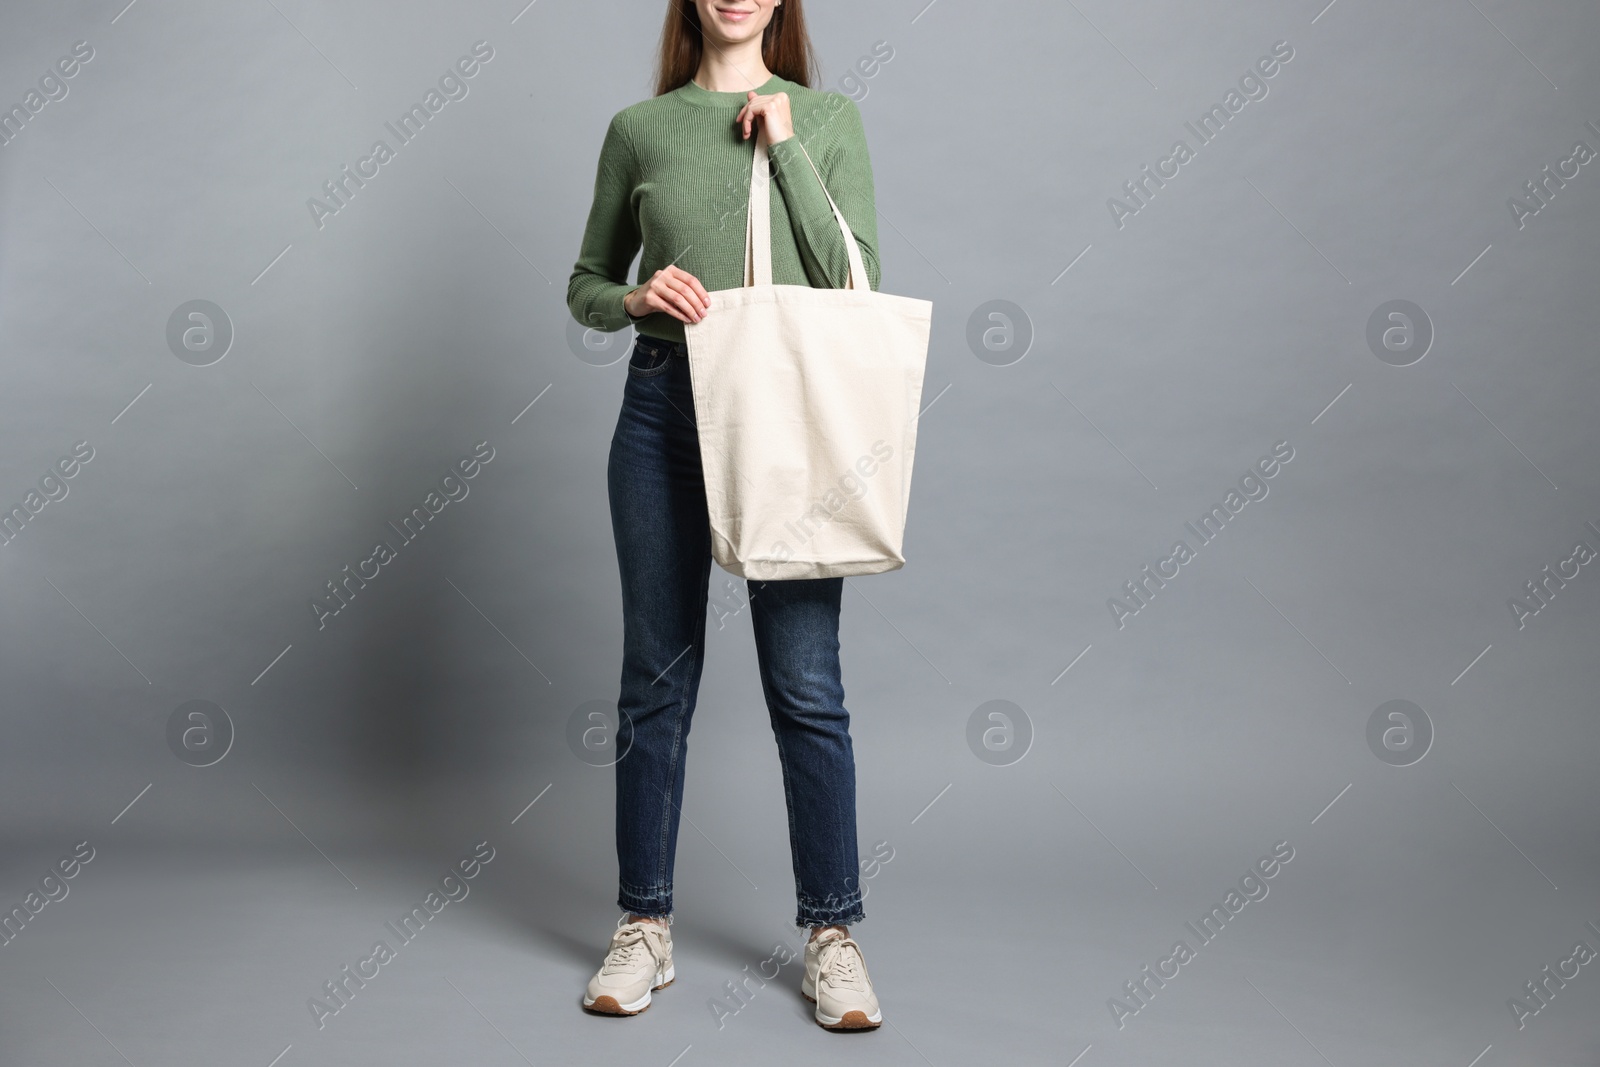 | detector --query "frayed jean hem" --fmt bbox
[795,889,865,928]
[618,881,673,920]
